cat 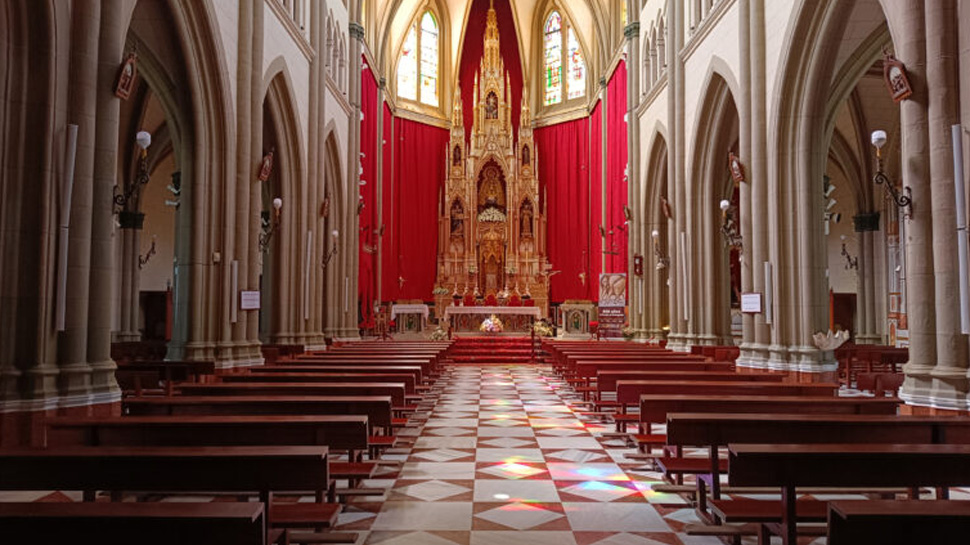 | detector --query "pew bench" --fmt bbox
[827,500,970,545]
